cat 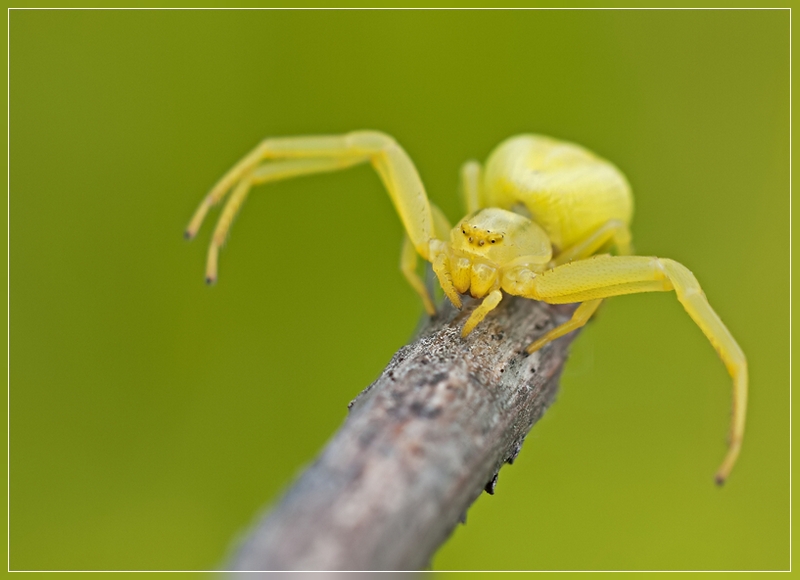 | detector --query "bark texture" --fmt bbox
[229,296,581,571]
